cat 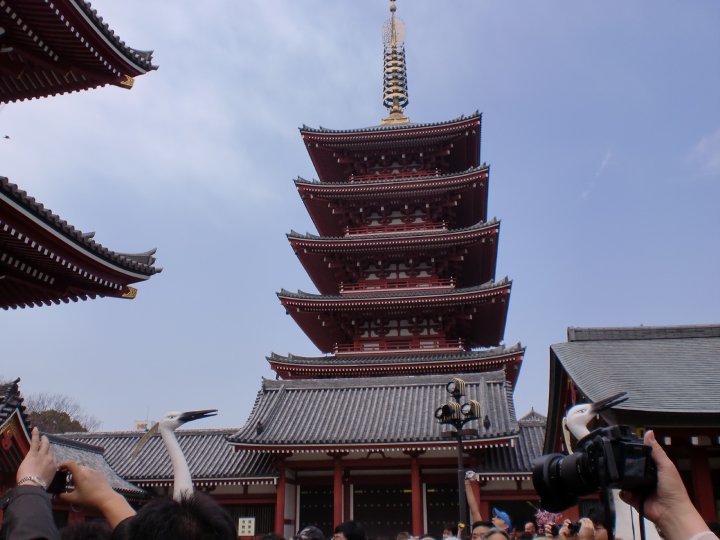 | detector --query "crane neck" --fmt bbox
[159,425,193,501]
